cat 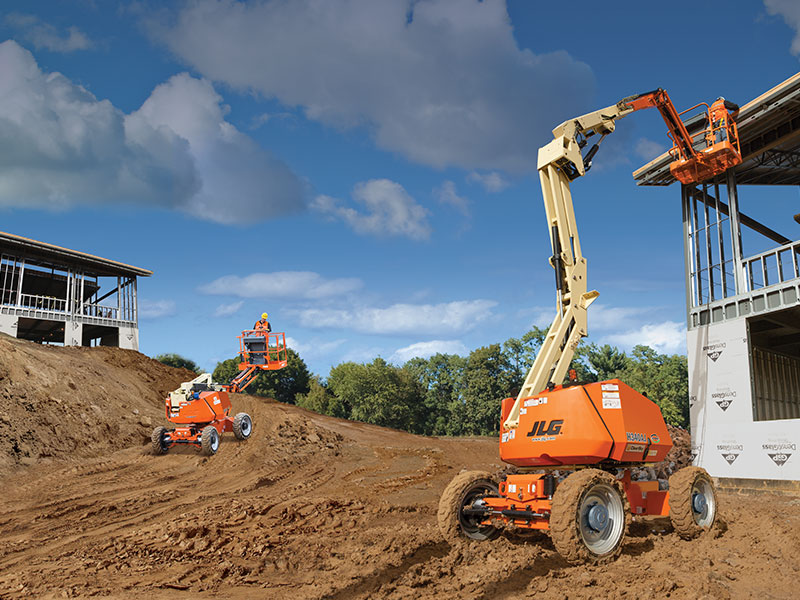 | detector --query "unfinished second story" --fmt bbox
[0,231,151,350]
[634,73,800,333]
